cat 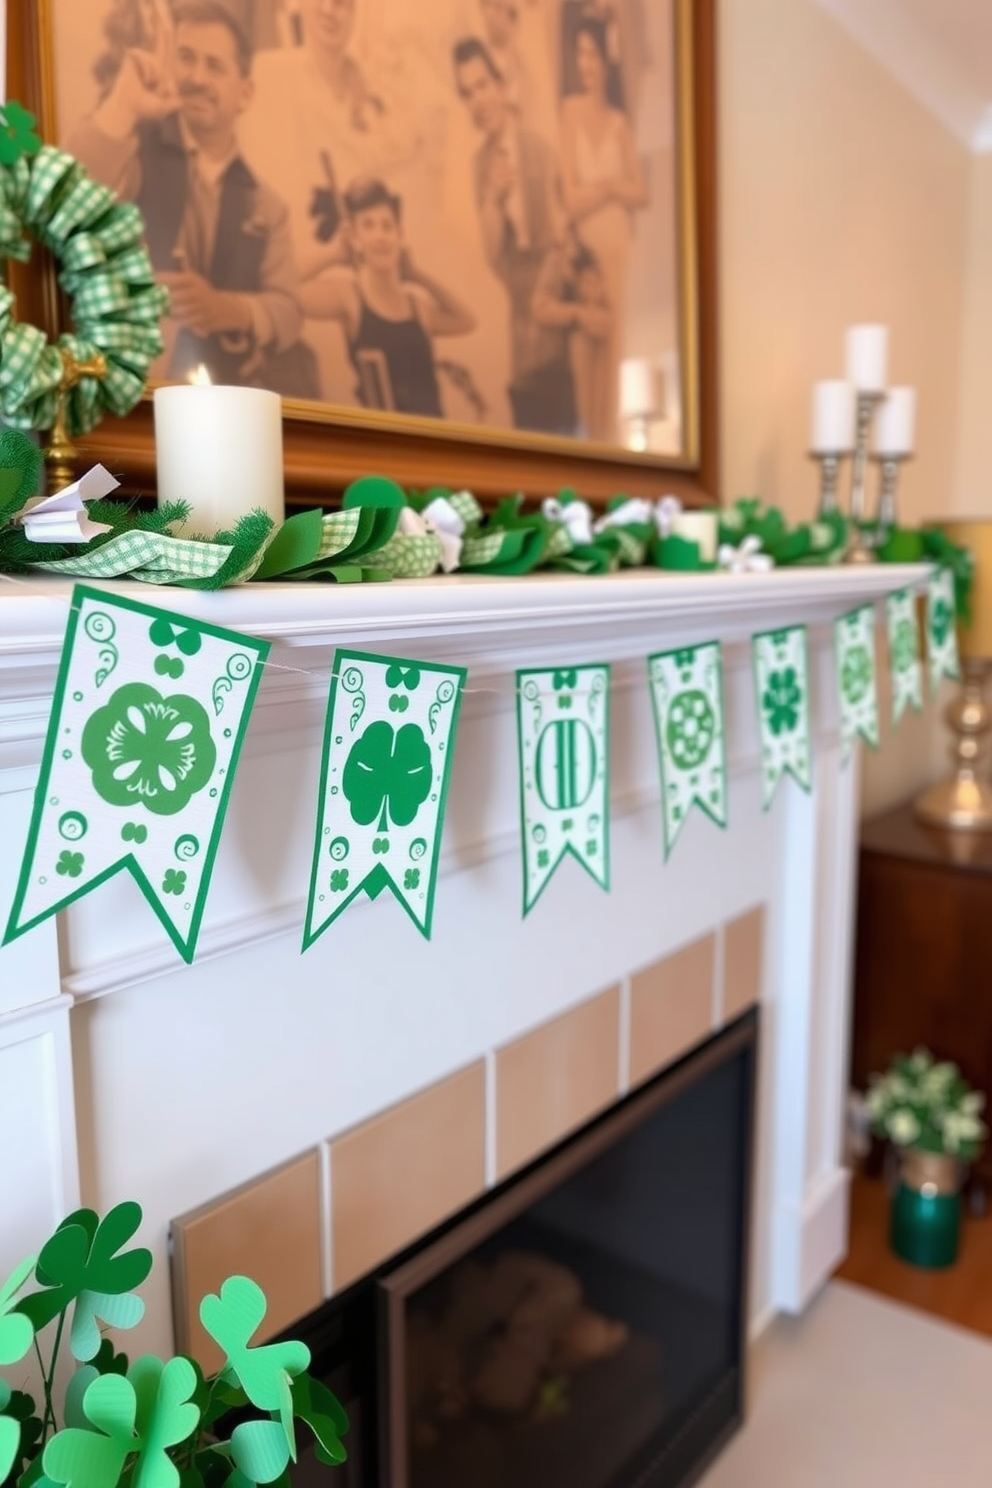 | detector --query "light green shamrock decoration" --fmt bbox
[43,1357,199,1488]
[20,1204,152,1362]
[200,1278,311,1460]
[342,721,433,831]
[0,1257,37,1474]
[841,645,873,705]
[930,596,953,649]
[892,618,918,674]
[81,683,217,817]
